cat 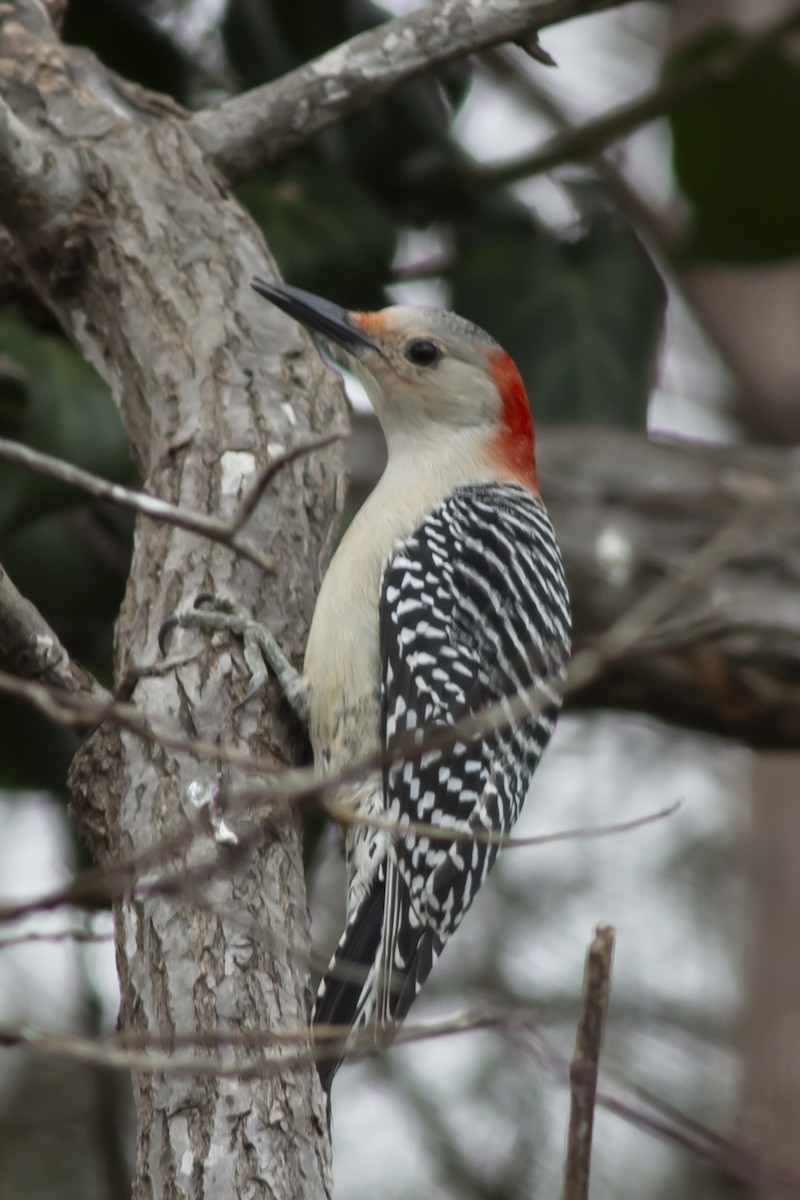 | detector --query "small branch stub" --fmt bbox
[562,923,616,1200]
